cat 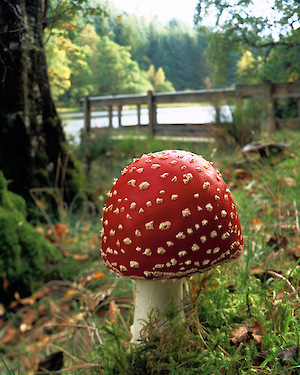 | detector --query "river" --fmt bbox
[59,105,232,142]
